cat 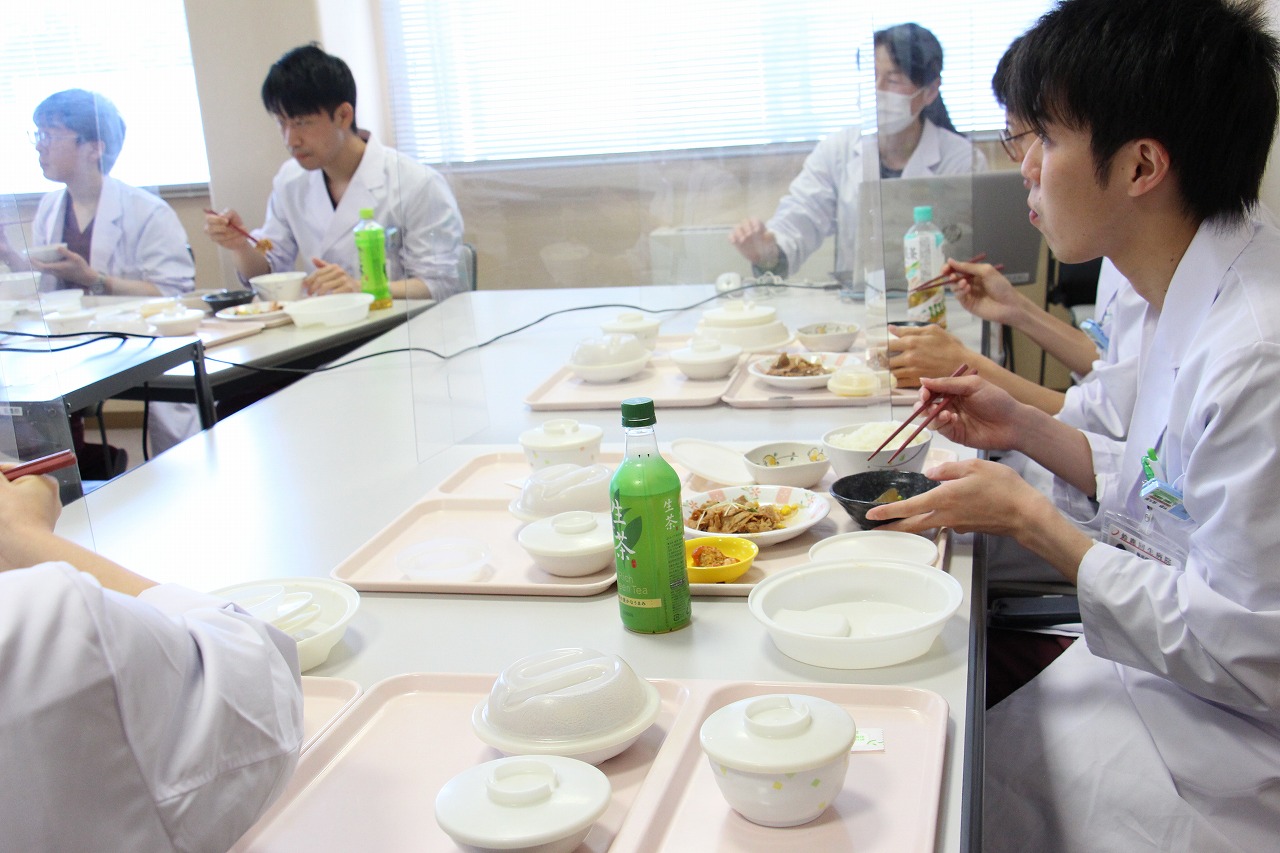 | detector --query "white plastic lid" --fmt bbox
[701,300,777,327]
[518,511,613,557]
[434,755,611,850]
[700,693,856,773]
[518,418,604,451]
[808,530,939,565]
[670,438,753,486]
[601,311,660,334]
